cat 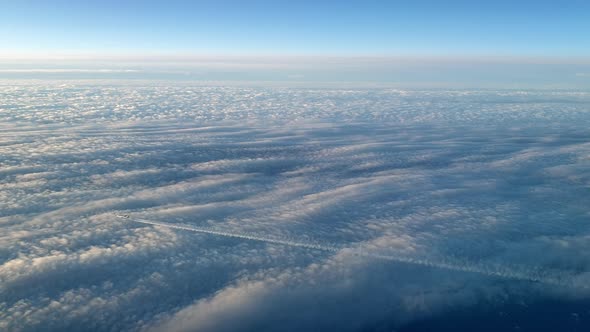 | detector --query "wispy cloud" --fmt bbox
[0,68,141,73]
[1,54,589,88]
